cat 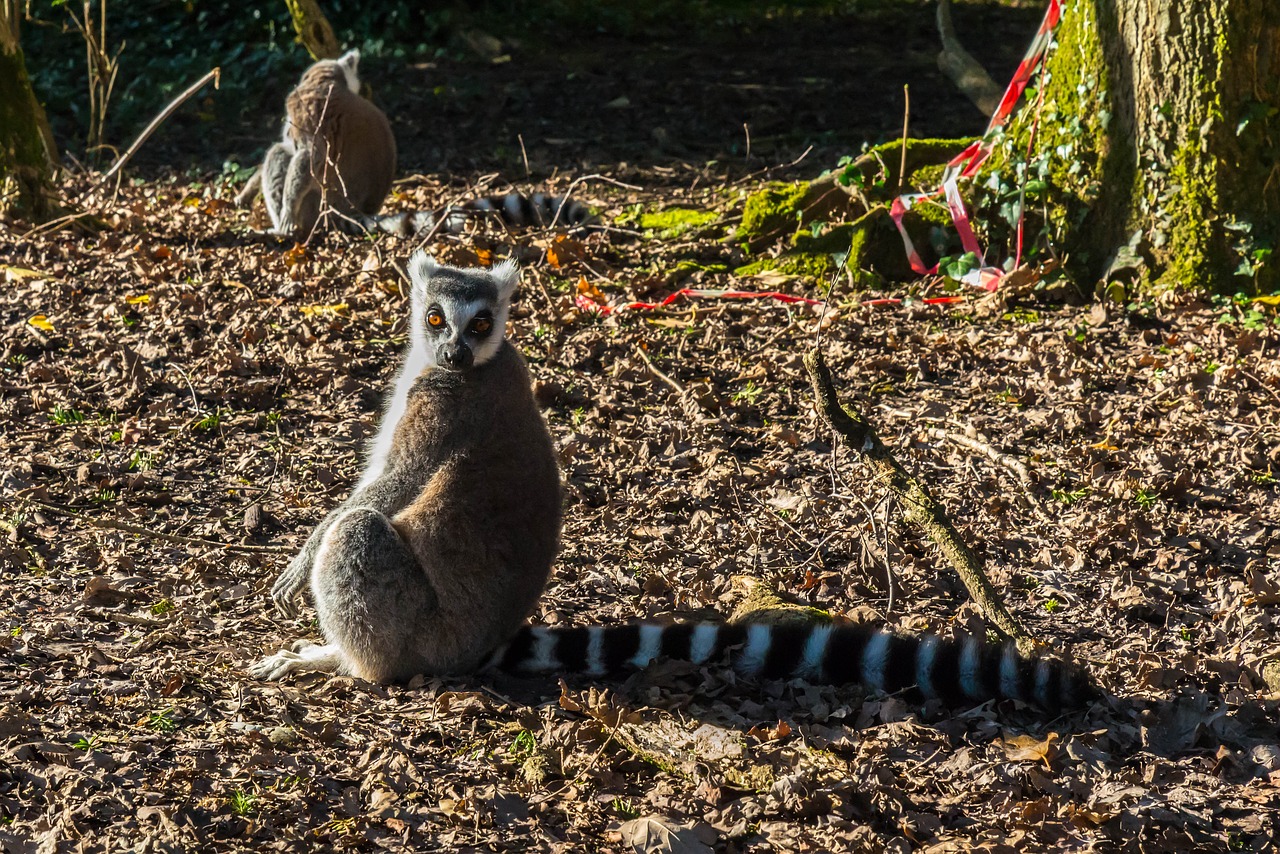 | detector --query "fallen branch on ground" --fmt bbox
[932,426,1048,521]
[804,349,1035,652]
